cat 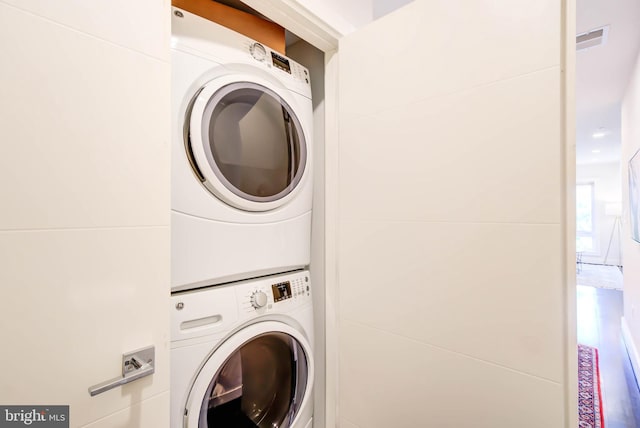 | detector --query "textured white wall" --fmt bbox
[0,1,170,426]
[622,48,640,376]
[335,0,569,426]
